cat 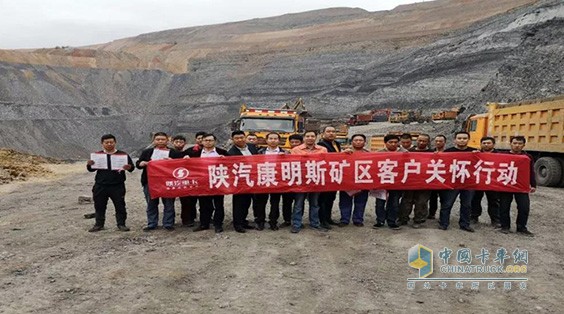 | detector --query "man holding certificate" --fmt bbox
[87,134,134,232]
